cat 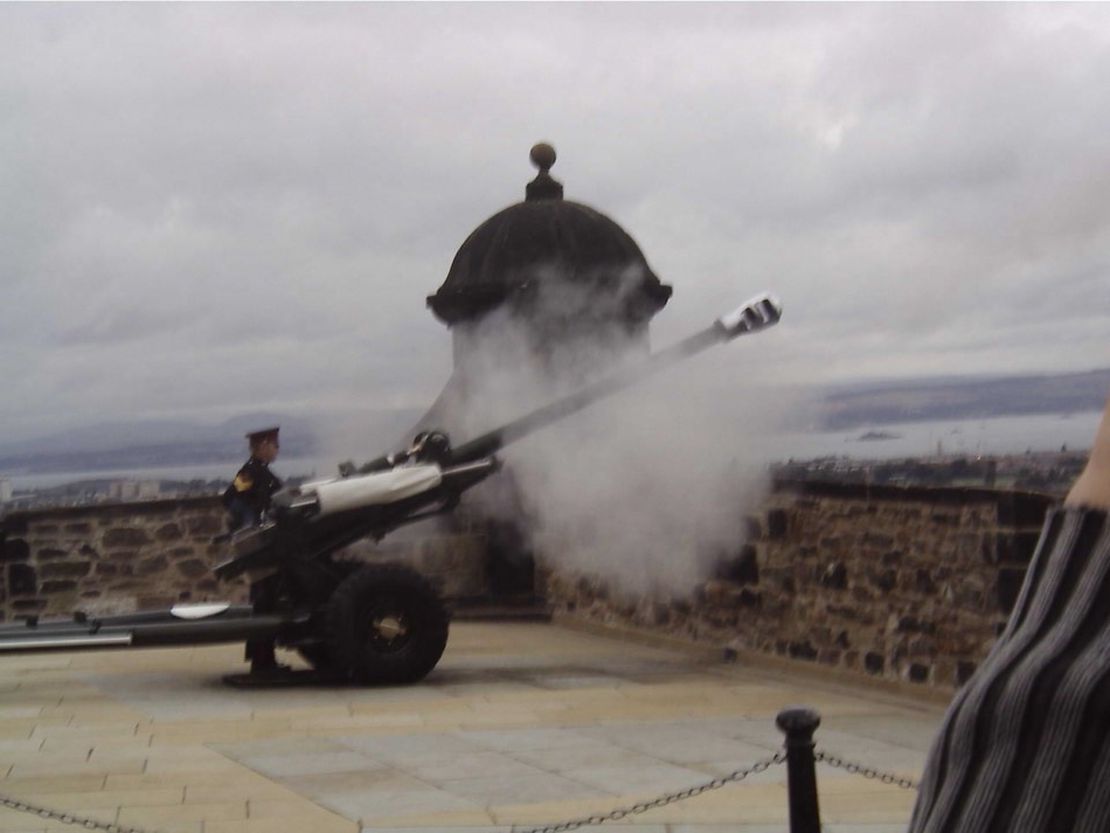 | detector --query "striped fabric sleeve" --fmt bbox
[908,506,1110,833]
